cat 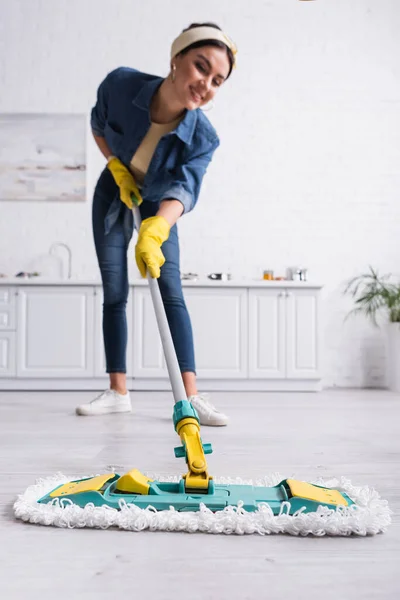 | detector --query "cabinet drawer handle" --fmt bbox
[0,313,9,326]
